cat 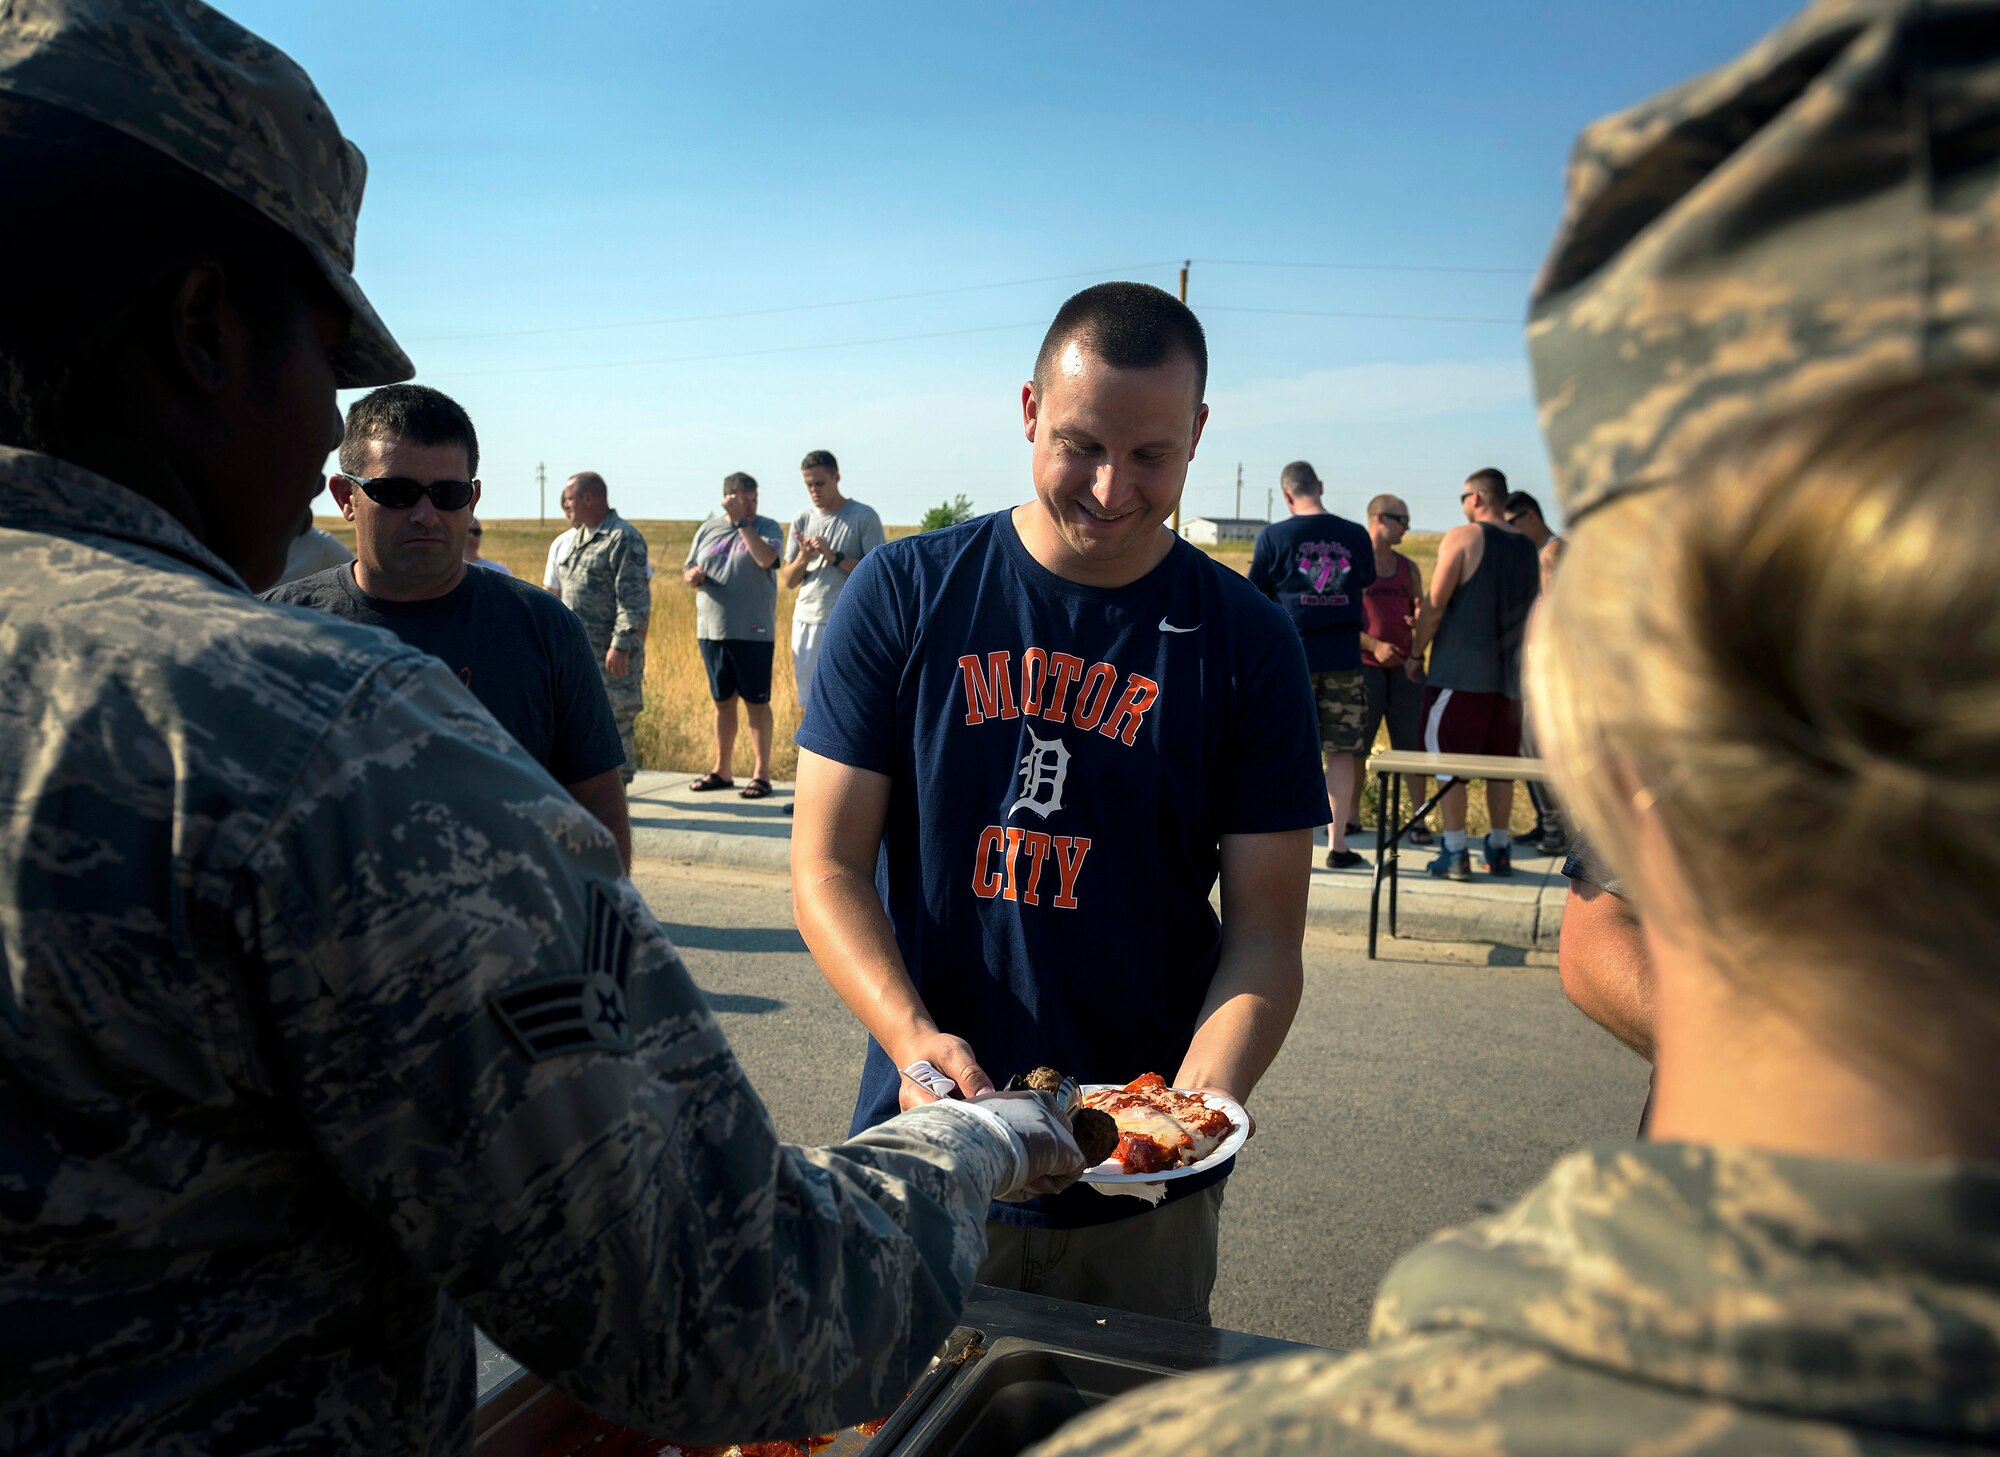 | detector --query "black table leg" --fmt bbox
[1368,770,1388,959]
[1389,771,1403,938]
